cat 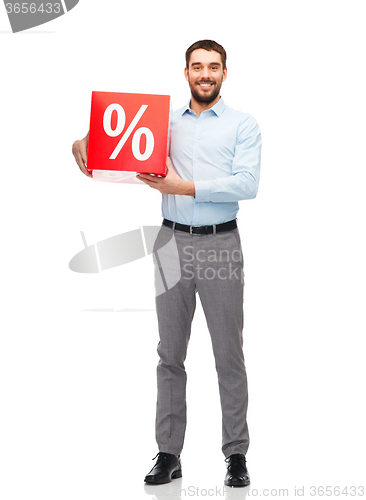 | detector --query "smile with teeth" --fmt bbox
[198,82,214,88]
